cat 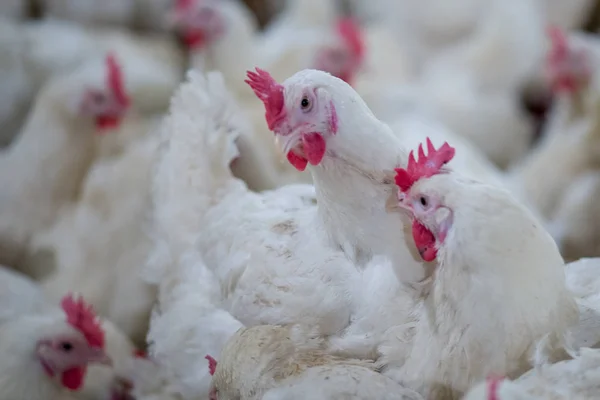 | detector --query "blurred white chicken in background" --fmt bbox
[0,55,131,272]
[32,127,159,346]
[0,17,184,146]
[509,27,600,222]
